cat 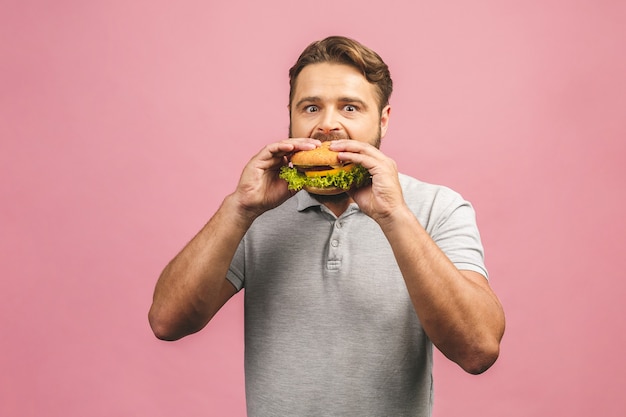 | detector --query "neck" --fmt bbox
[314,193,353,217]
